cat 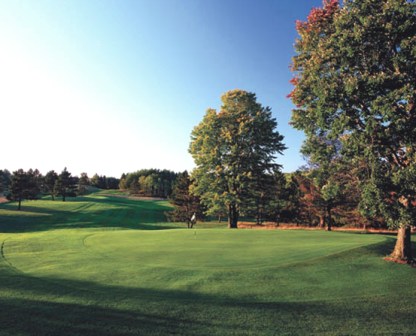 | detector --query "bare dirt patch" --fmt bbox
[100,194,166,201]
[383,256,416,267]
[238,222,415,234]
